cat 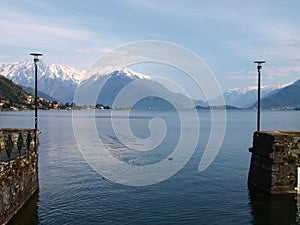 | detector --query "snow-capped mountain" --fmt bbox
[0,61,194,108]
[254,79,300,109]
[75,67,193,109]
[0,60,85,103]
[214,84,289,108]
[1,60,297,109]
